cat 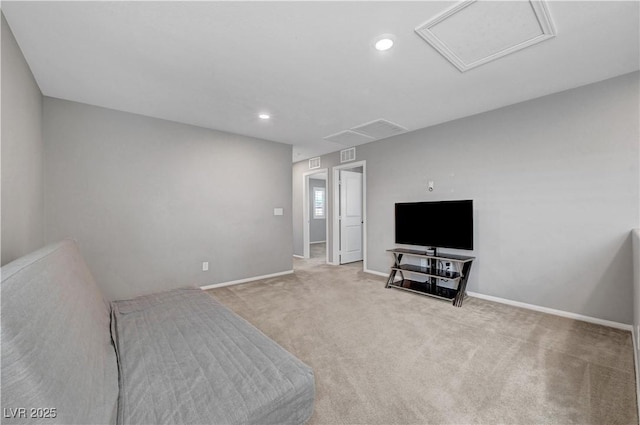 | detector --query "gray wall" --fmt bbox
[293,71,640,324]
[1,13,44,265]
[309,178,326,243]
[44,98,293,300]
